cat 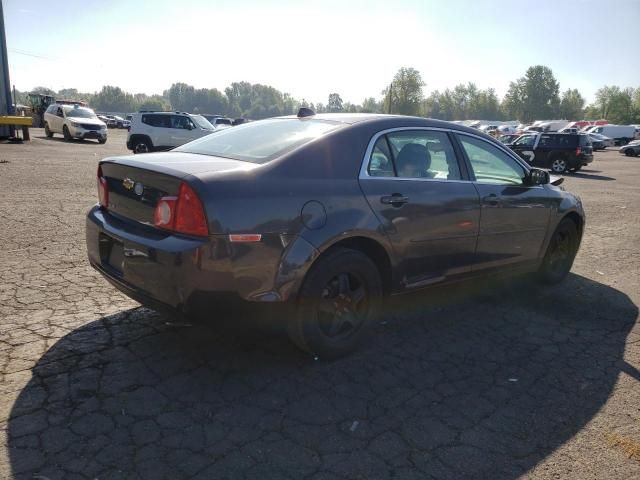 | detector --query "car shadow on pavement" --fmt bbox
[34,136,103,145]
[567,169,616,181]
[7,273,638,479]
